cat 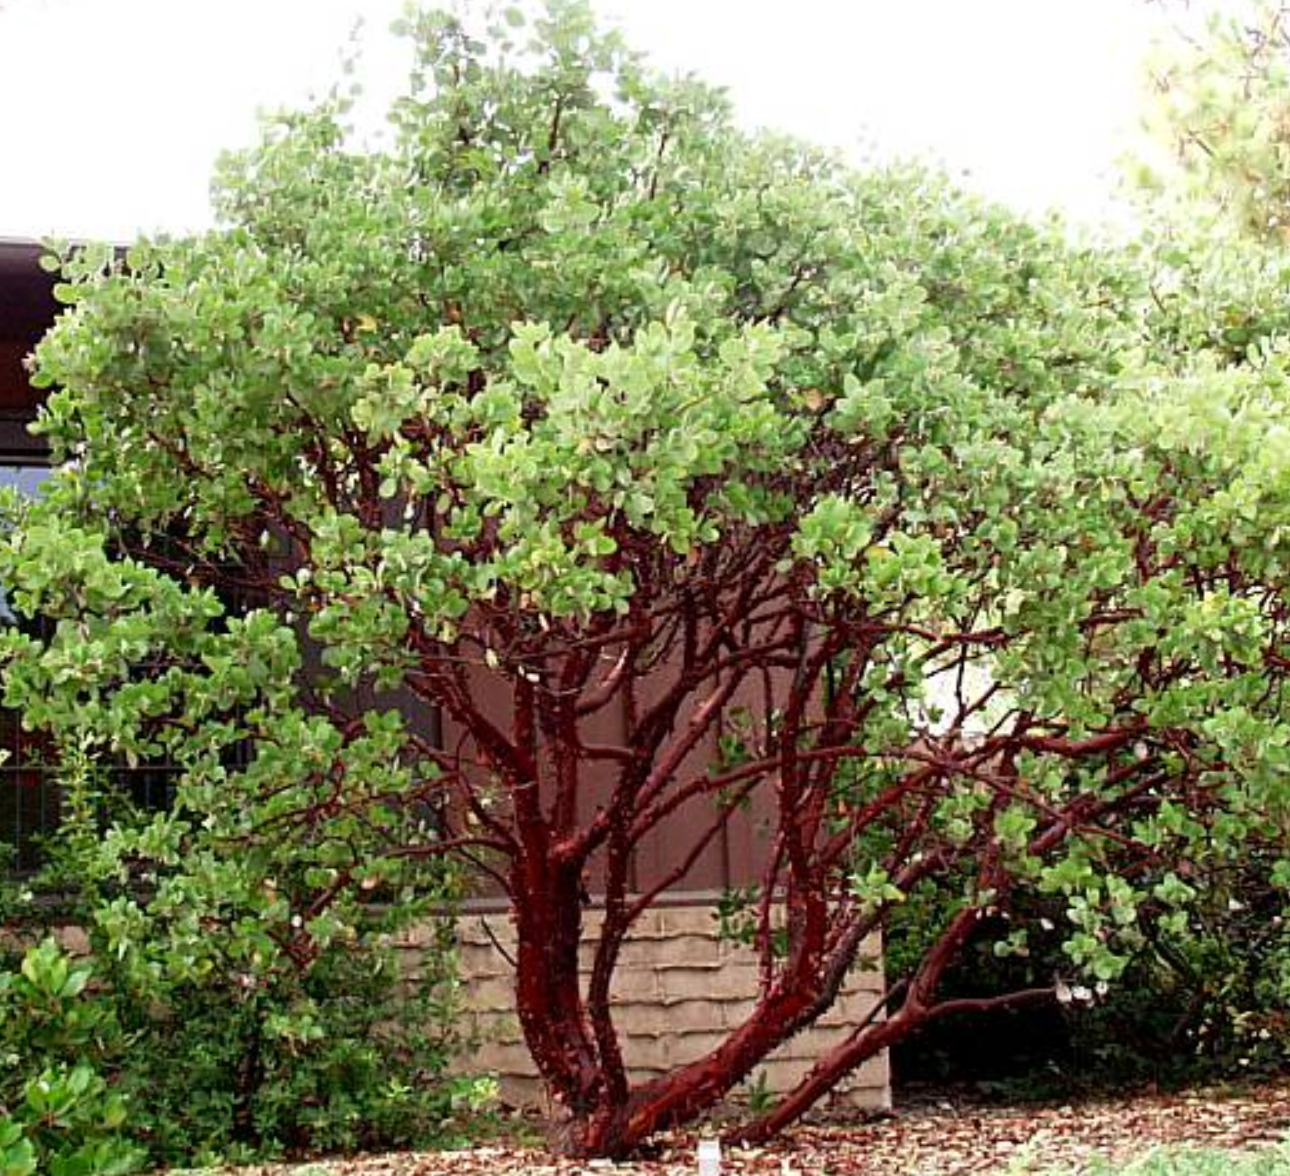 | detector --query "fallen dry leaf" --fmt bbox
[221,1078,1290,1176]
